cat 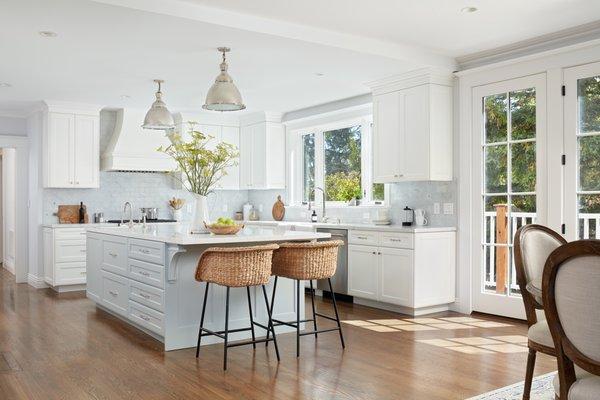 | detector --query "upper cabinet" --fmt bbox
[196,123,240,190]
[368,68,454,182]
[42,102,101,188]
[240,113,285,190]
